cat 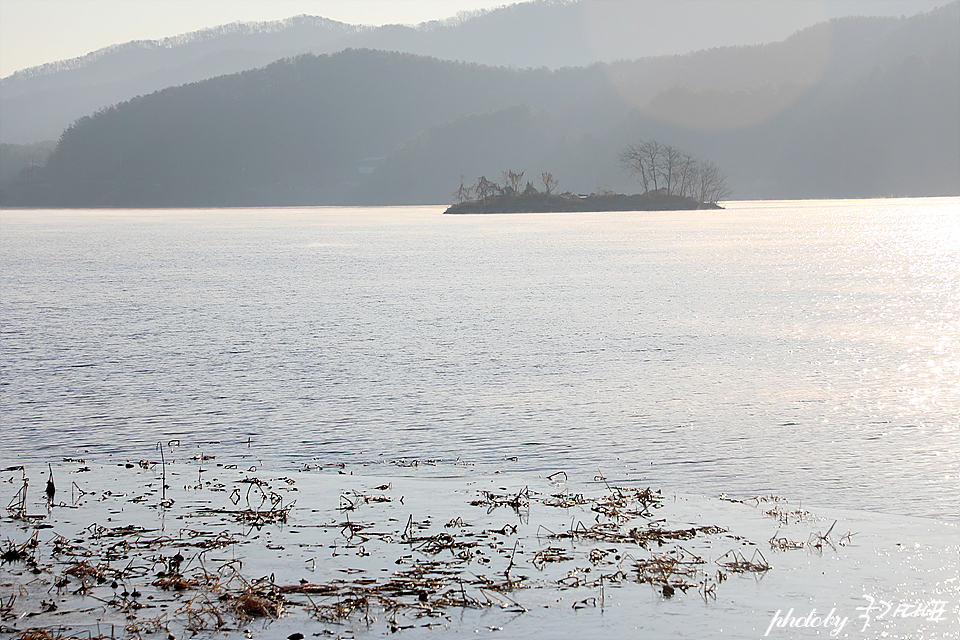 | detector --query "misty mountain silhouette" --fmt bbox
[2,0,955,144]
[1,2,957,205]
